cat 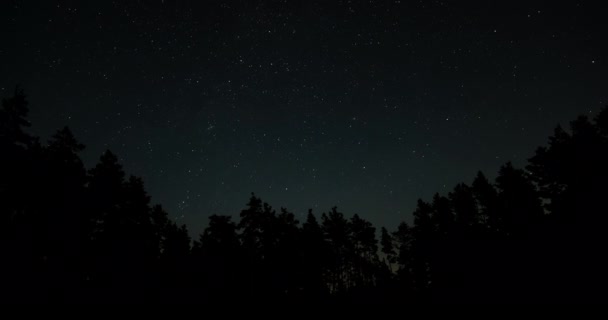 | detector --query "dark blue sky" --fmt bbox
[2,0,606,235]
